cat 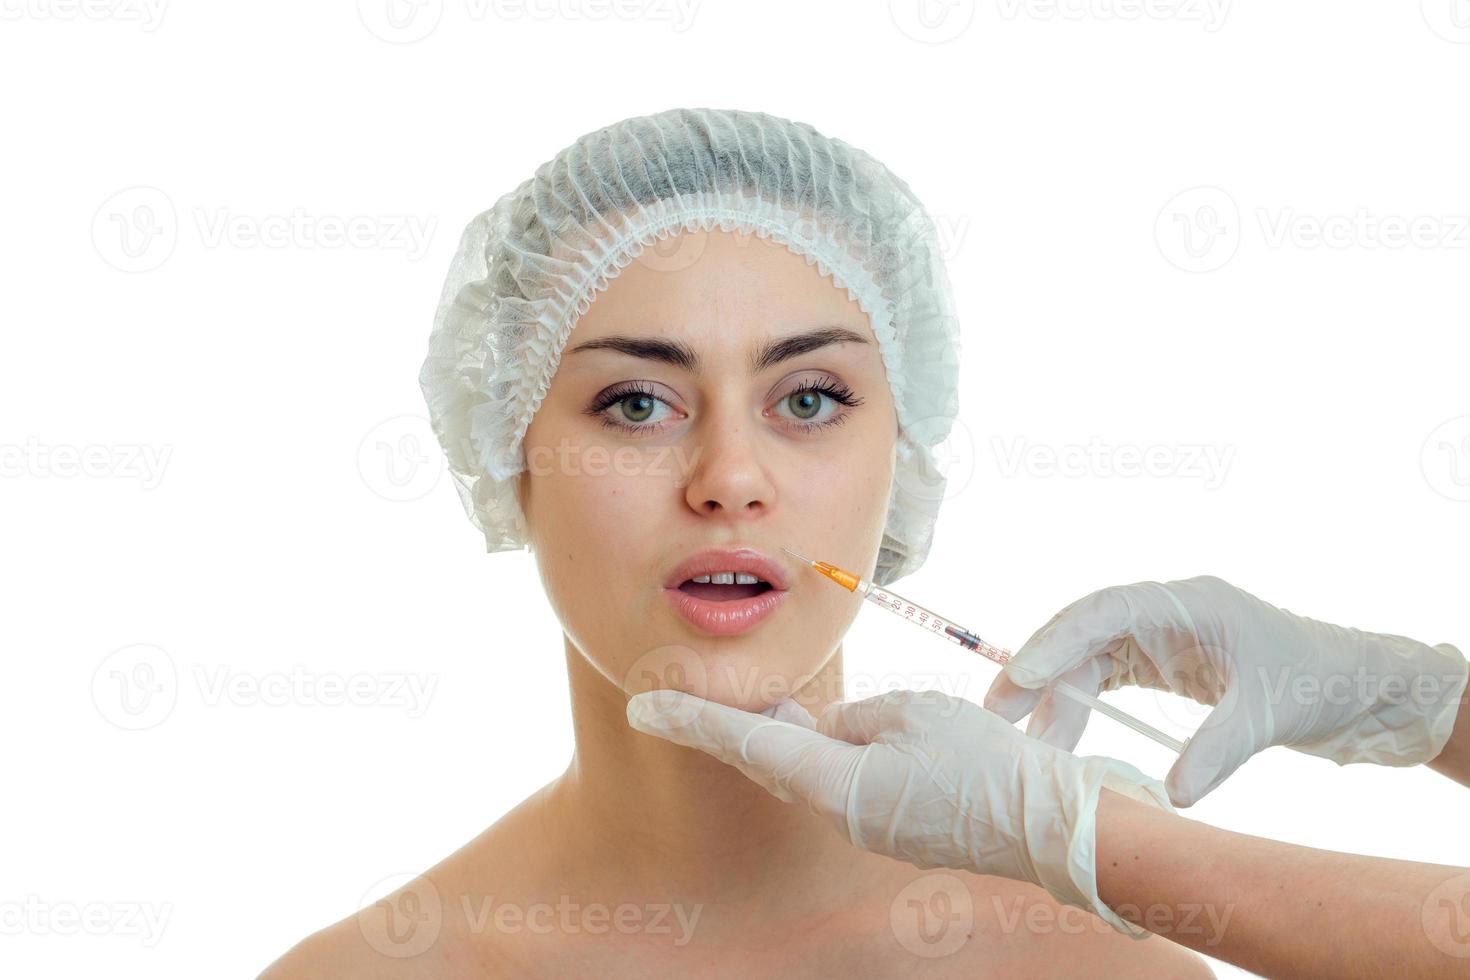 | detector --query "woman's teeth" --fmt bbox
[676,571,774,601]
